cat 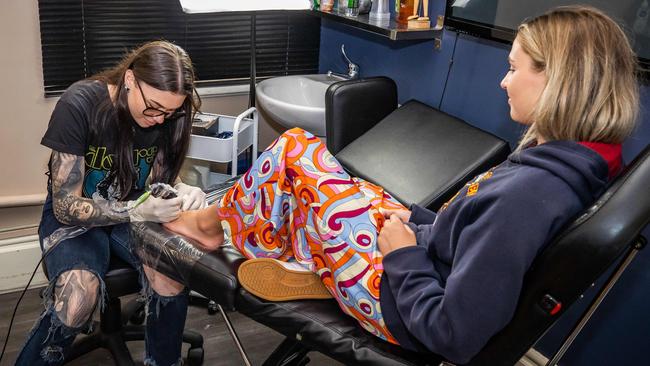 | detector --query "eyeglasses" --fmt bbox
[134,78,186,120]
